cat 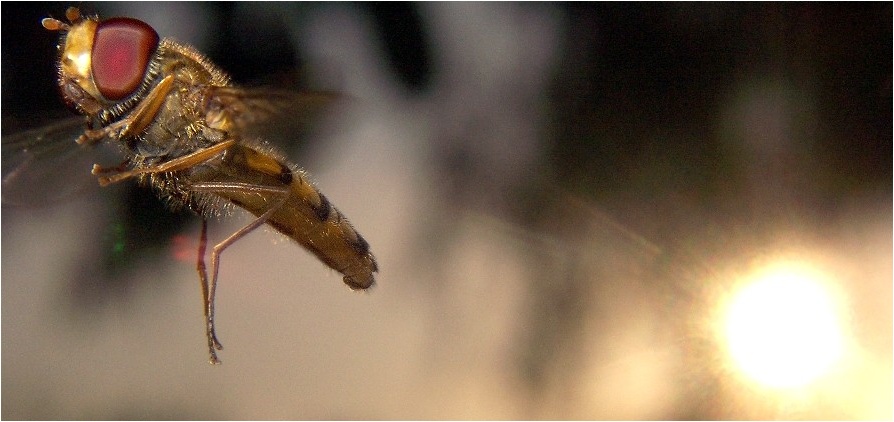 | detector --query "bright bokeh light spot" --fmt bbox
[723,262,845,389]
